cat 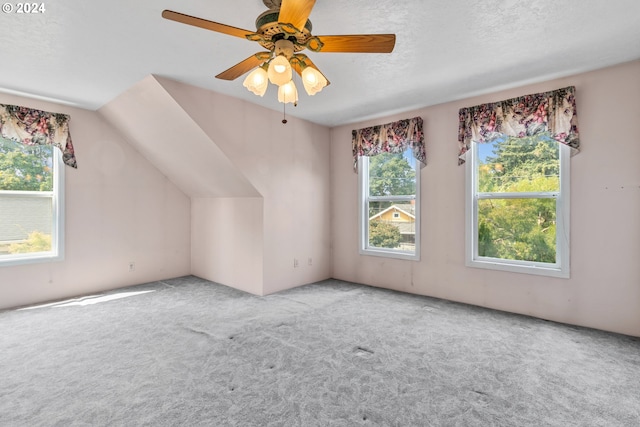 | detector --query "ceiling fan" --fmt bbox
[162,0,396,104]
